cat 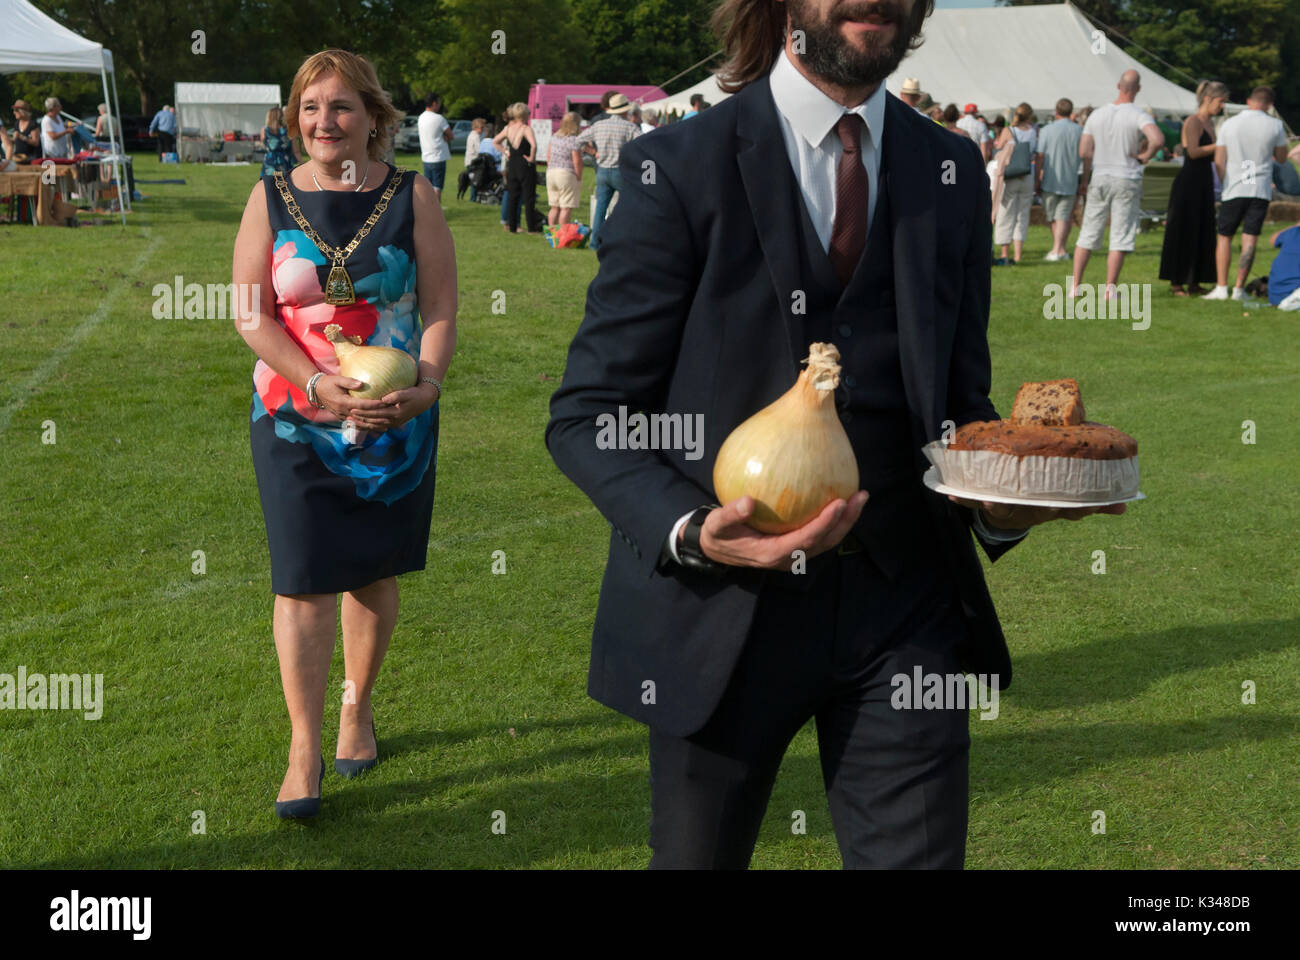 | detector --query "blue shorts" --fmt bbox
[423,161,446,190]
